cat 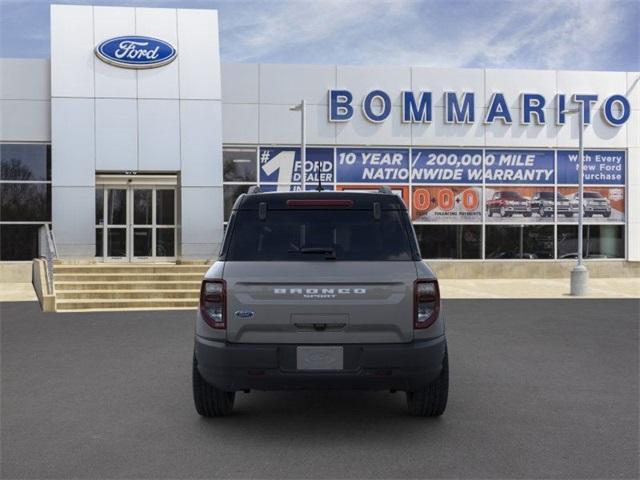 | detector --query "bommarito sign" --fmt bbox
[328,90,631,126]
